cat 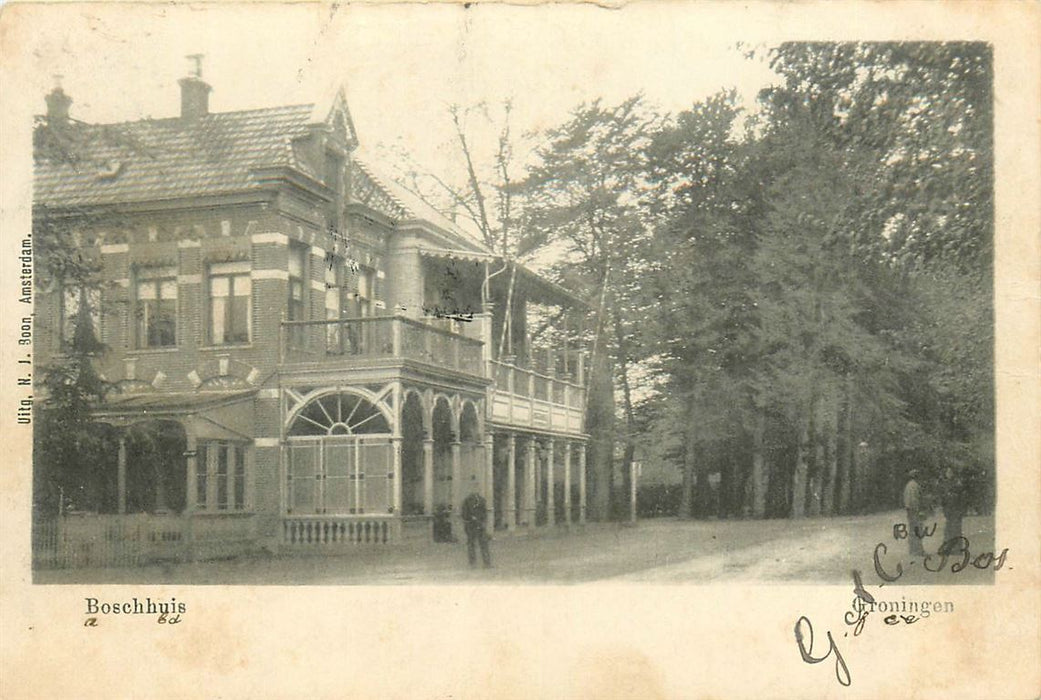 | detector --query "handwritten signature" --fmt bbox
[874,536,1009,583]
[795,538,1009,688]
[794,616,852,687]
